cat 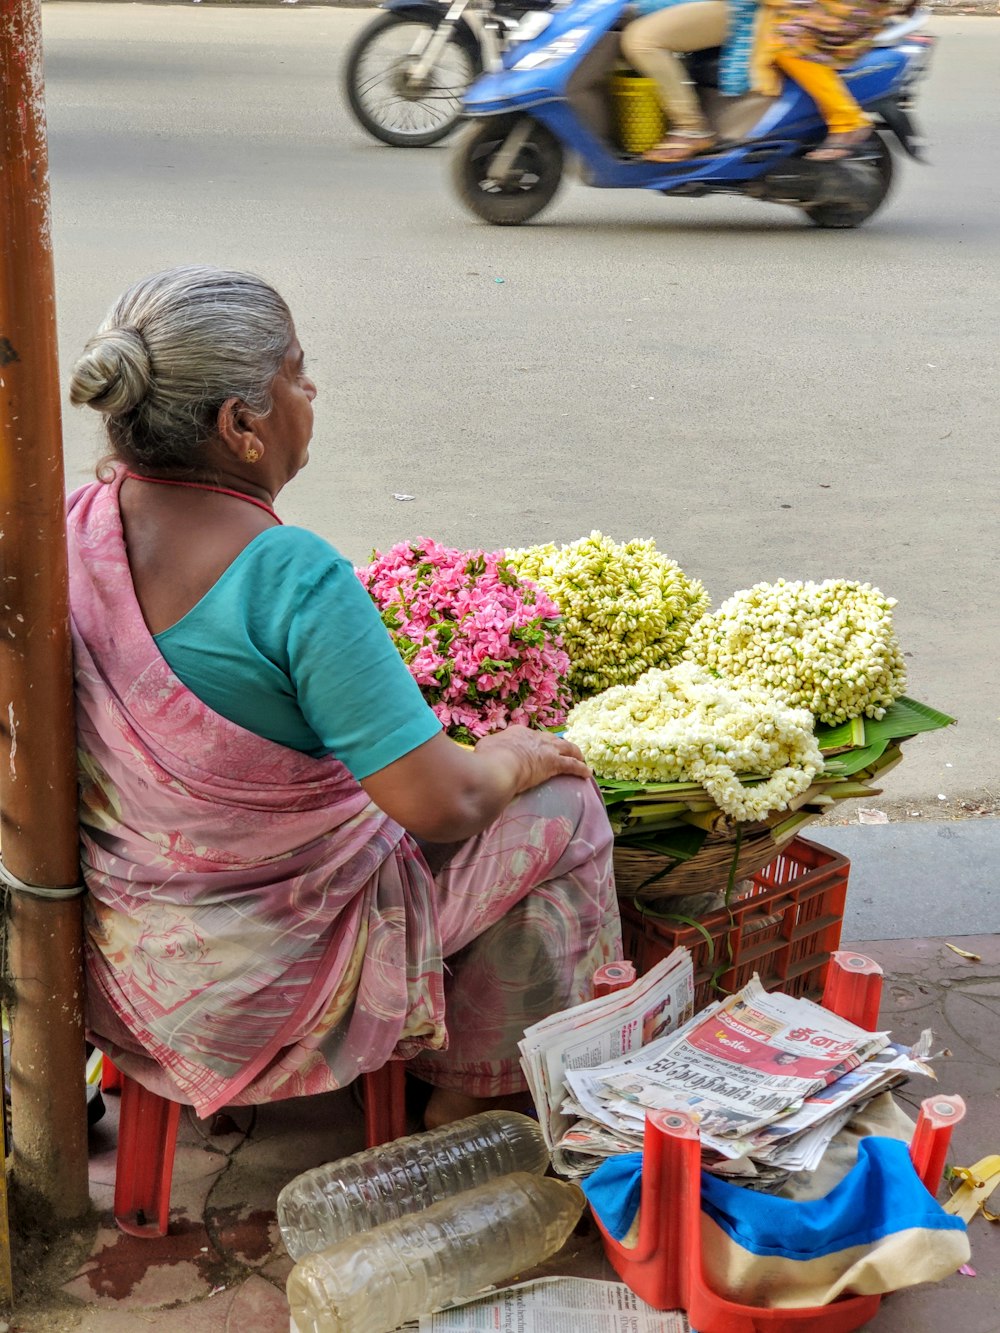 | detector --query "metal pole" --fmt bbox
[0,0,90,1218]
